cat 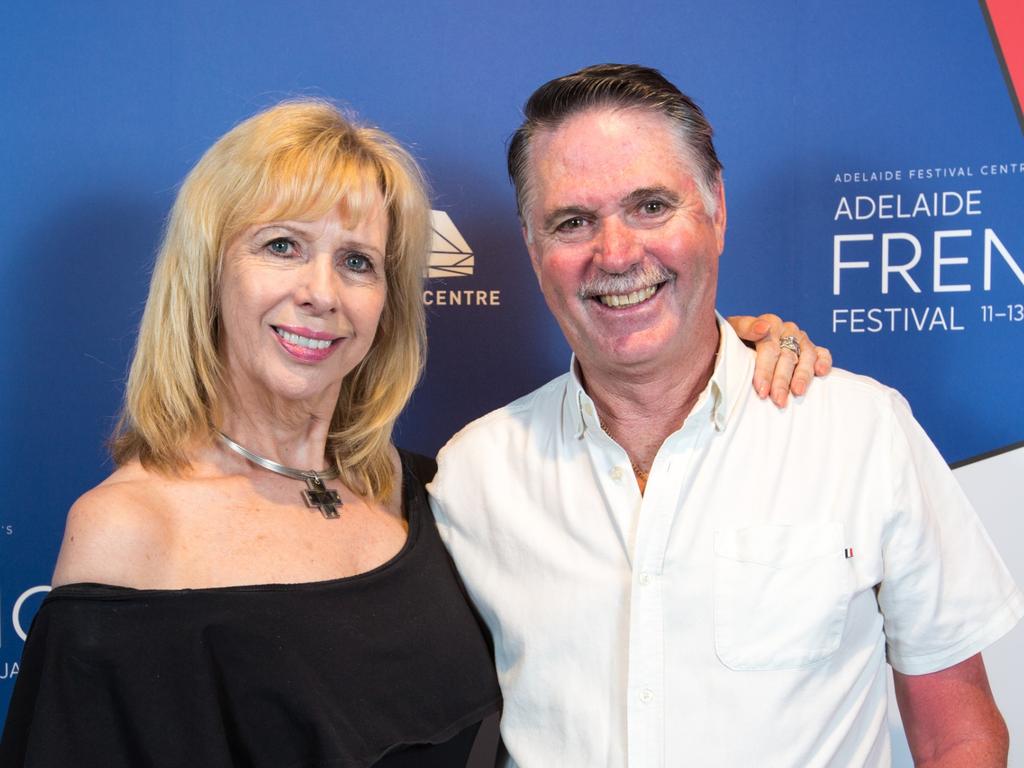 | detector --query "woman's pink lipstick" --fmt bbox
[272,325,341,363]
